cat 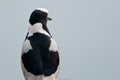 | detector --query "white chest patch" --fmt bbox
[49,38,58,52]
[22,39,32,53]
